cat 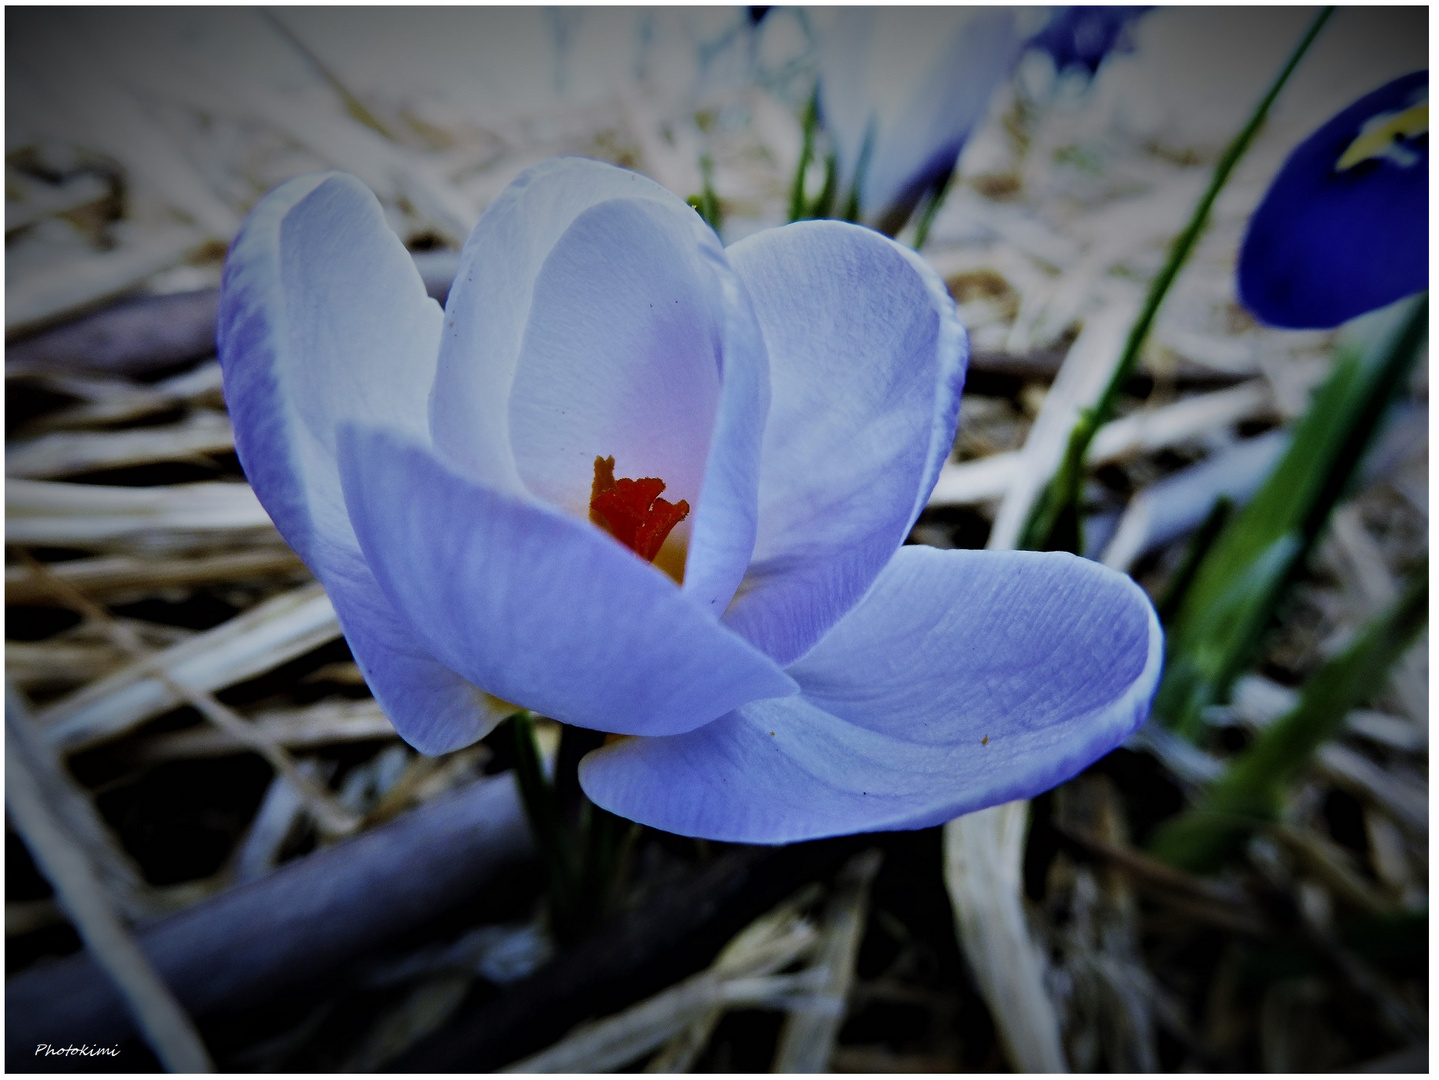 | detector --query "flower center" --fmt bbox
[589,455,690,565]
